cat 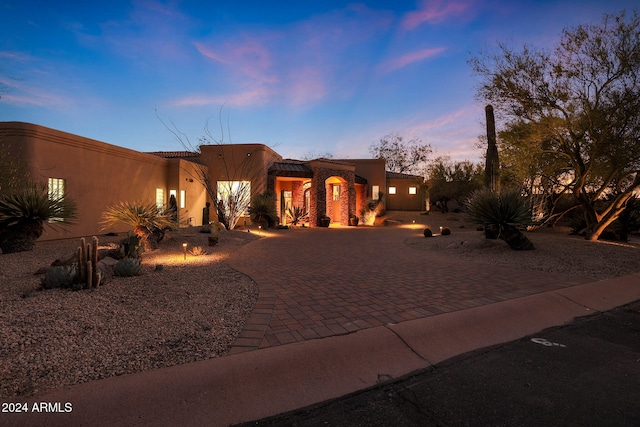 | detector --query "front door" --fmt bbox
[332,184,341,223]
